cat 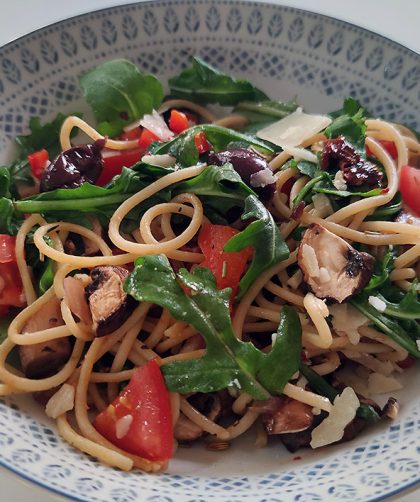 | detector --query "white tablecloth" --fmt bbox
[0,1,418,500]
